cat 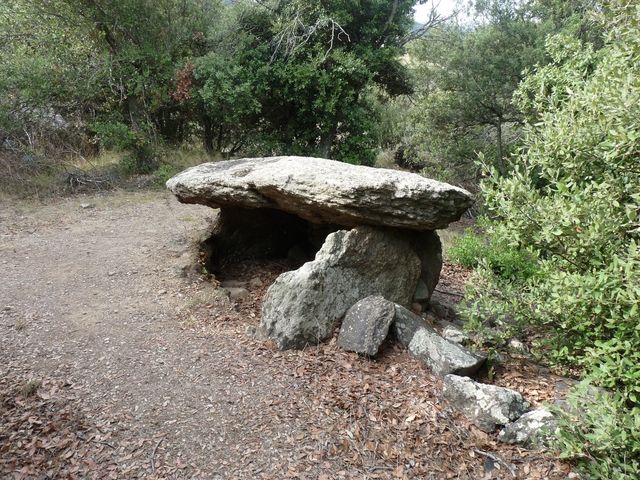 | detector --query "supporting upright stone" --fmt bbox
[260,227,421,350]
